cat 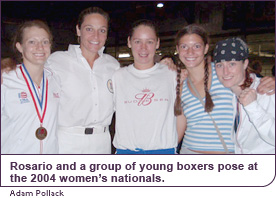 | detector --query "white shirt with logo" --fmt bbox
[1,65,60,154]
[112,63,178,151]
[45,45,120,154]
